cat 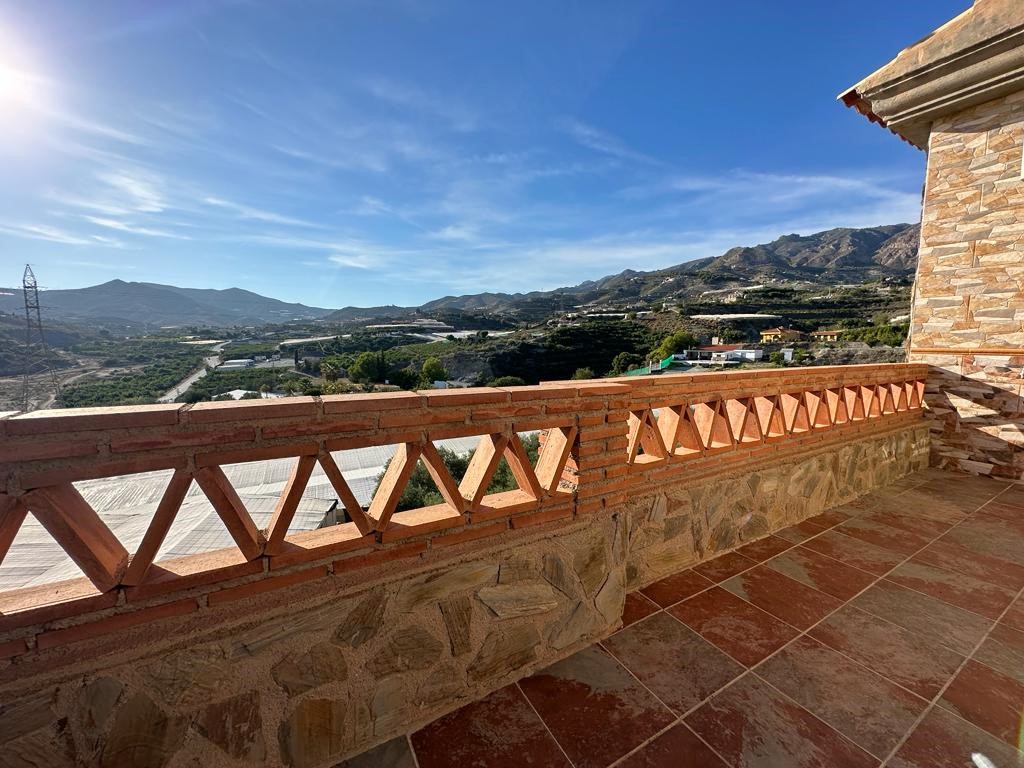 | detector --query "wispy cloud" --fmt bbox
[81,215,191,240]
[359,76,478,132]
[203,196,320,227]
[0,222,96,246]
[96,170,166,212]
[560,118,660,166]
